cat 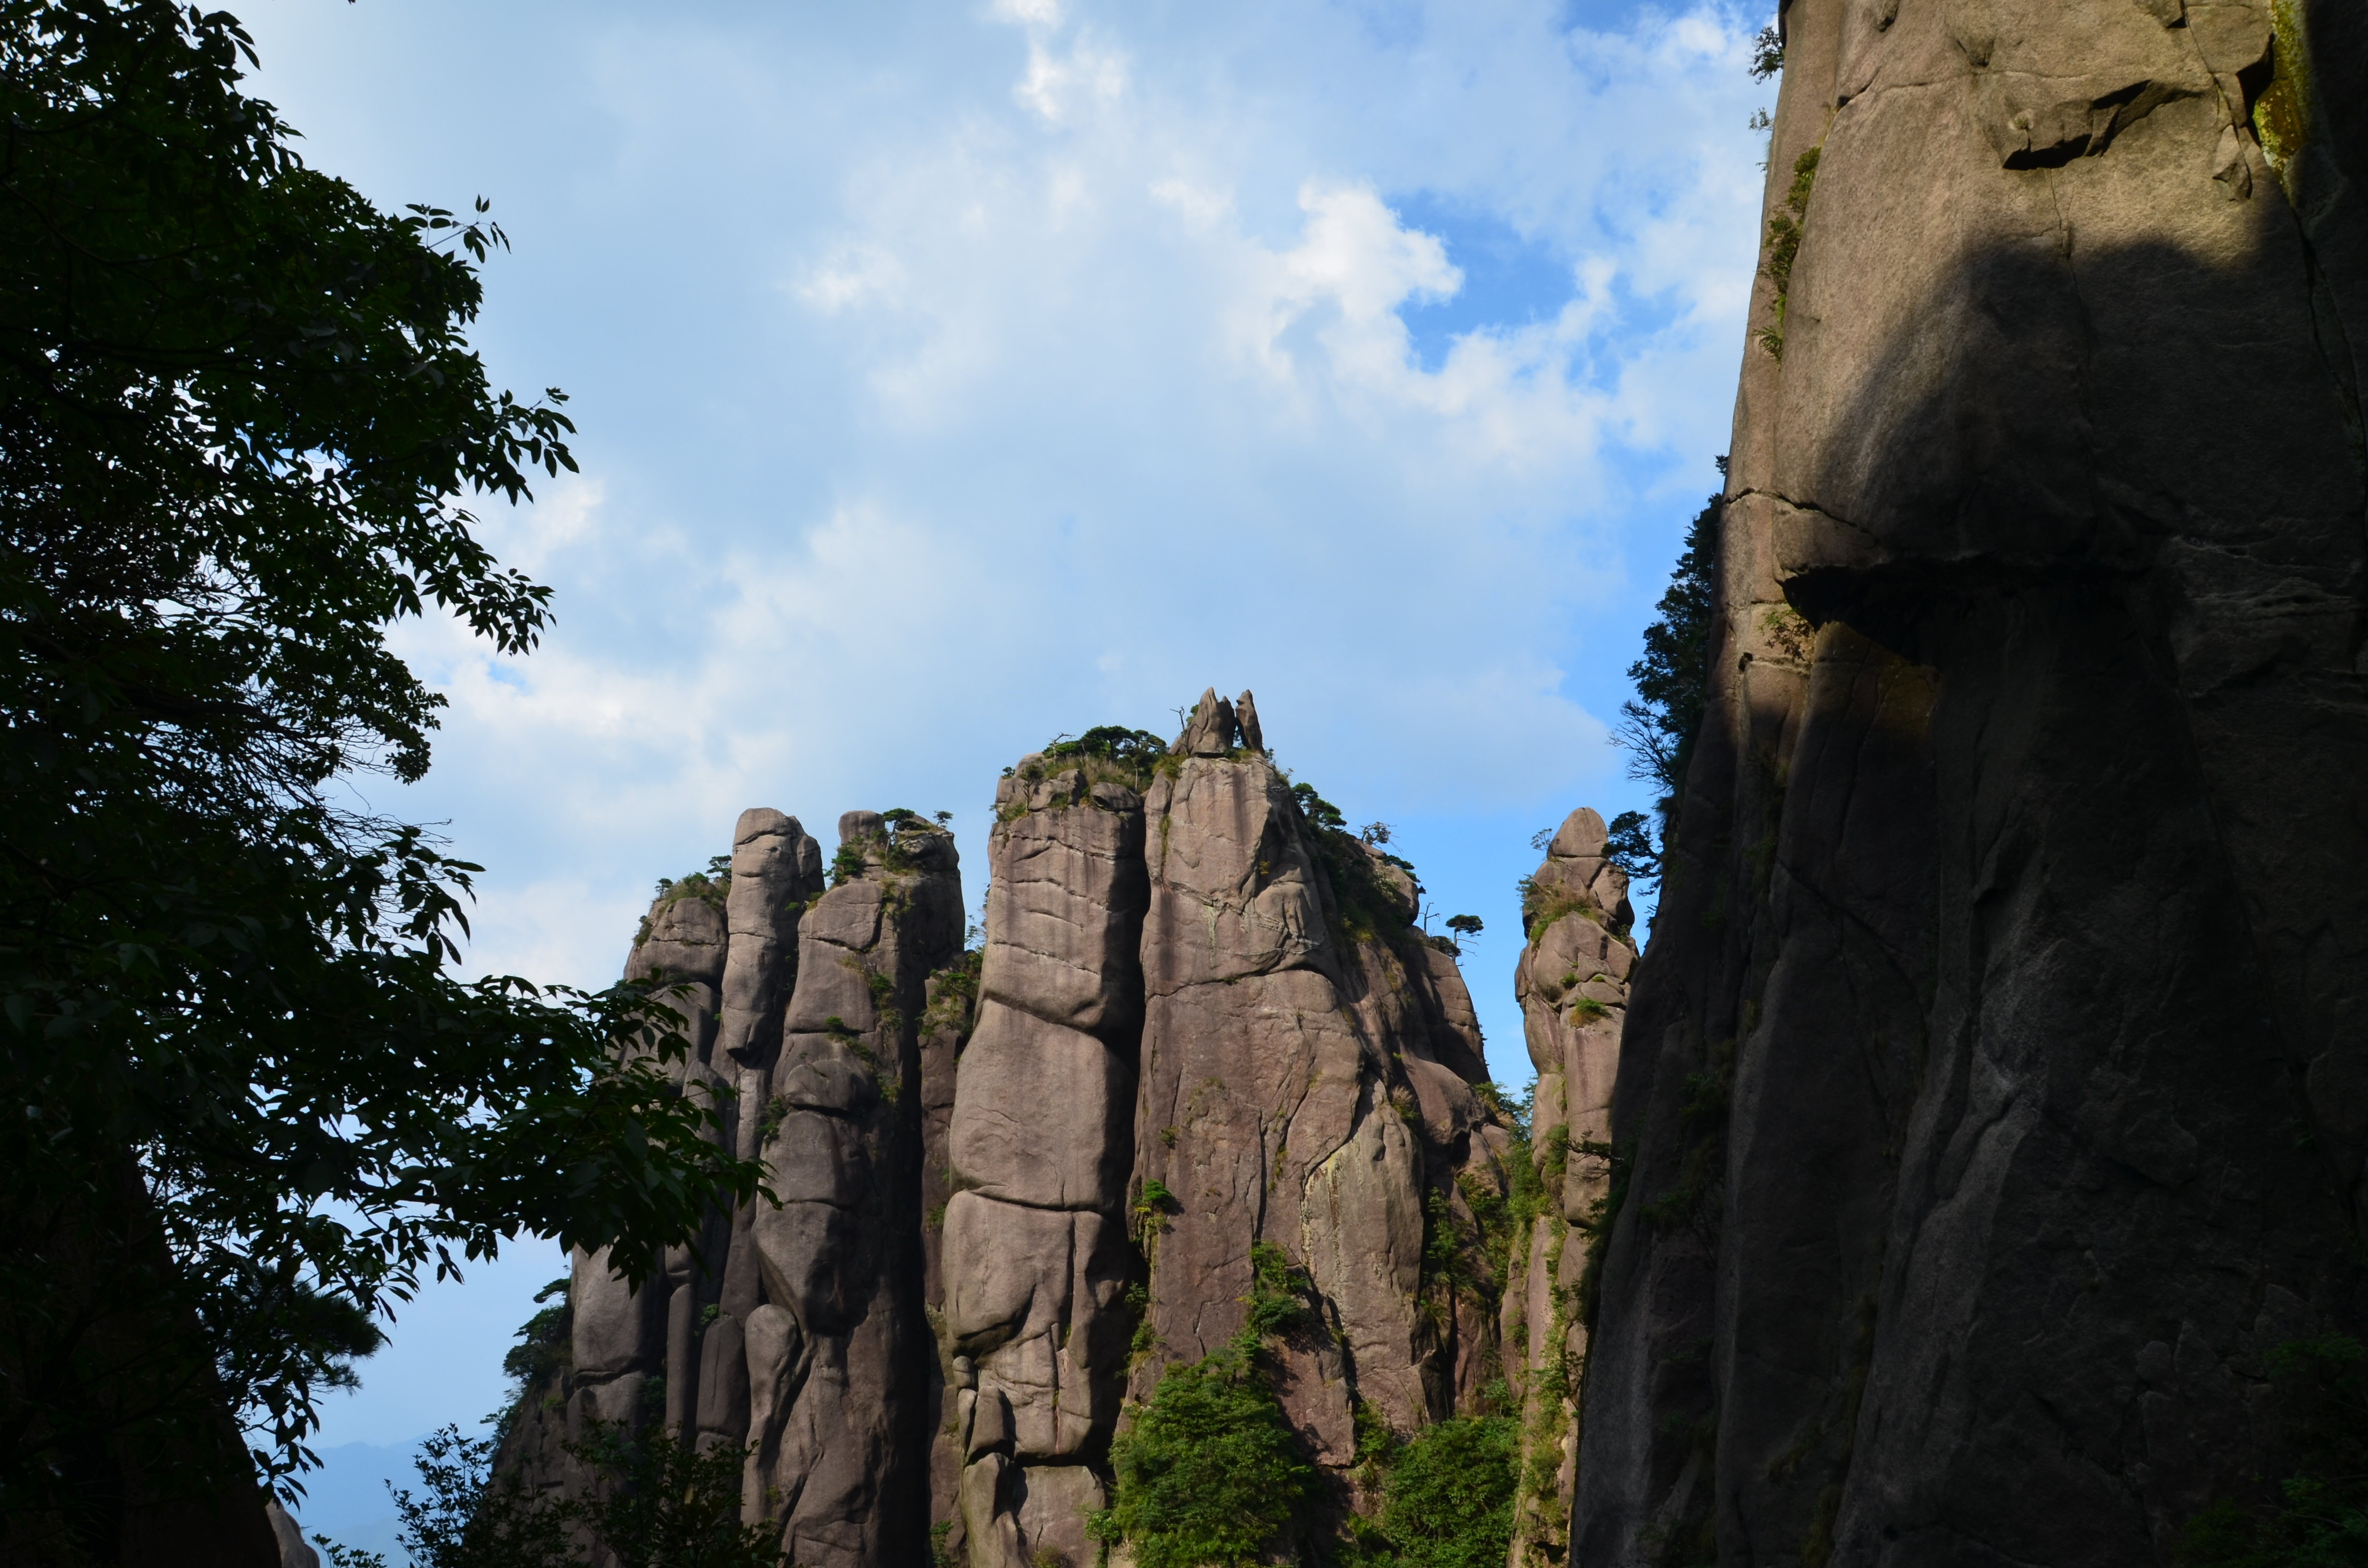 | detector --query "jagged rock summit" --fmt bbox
[498,693,1538,1568]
